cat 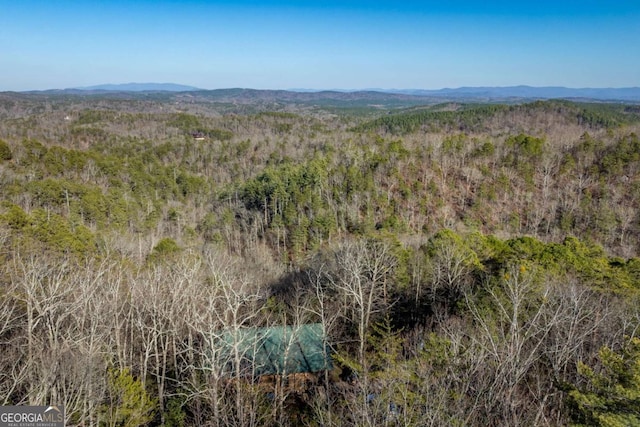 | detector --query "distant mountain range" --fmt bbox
[13,84,640,103]
[73,83,201,92]
[384,86,640,101]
